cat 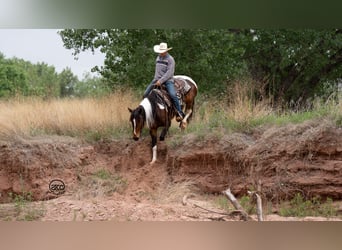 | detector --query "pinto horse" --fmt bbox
[128,75,197,164]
